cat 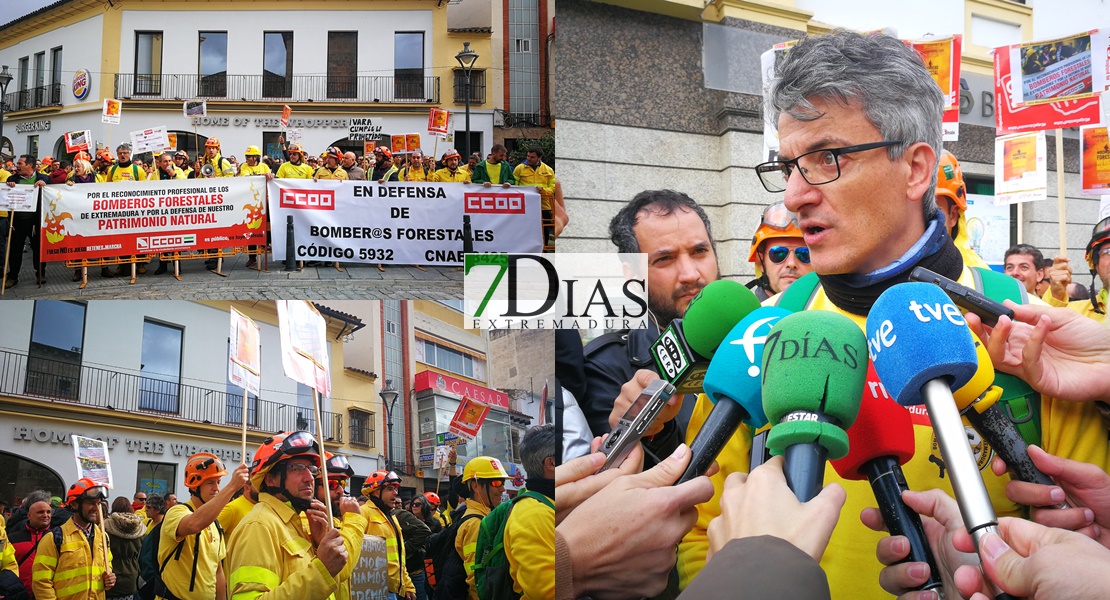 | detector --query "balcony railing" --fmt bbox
[0,349,342,442]
[3,83,63,112]
[114,73,440,104]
